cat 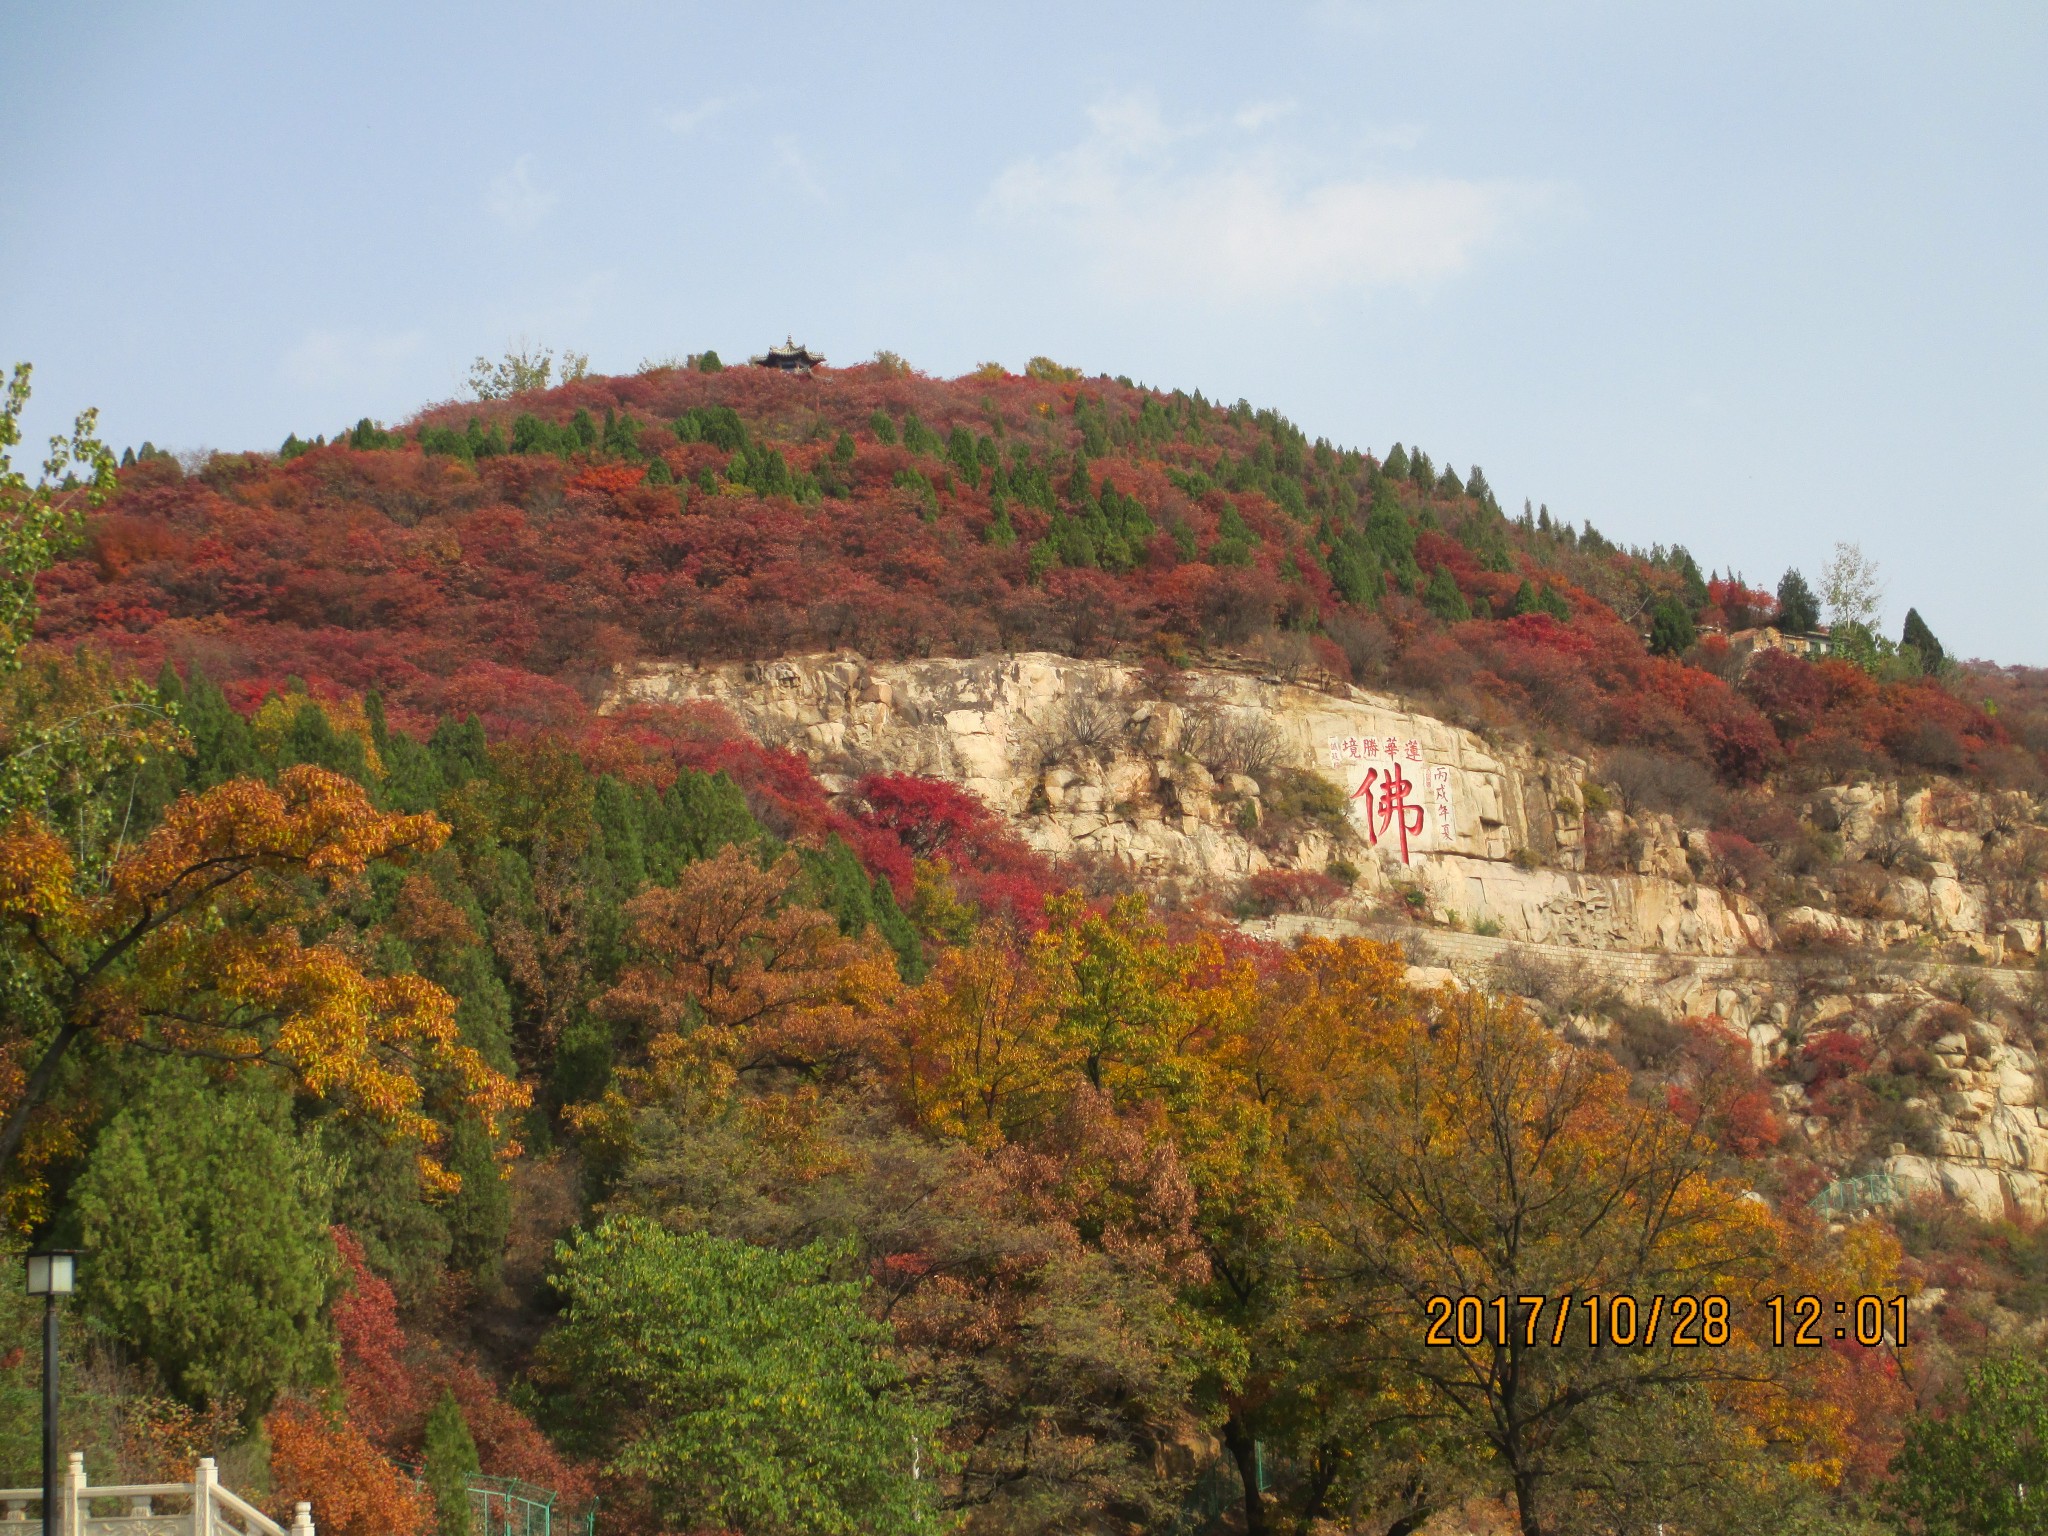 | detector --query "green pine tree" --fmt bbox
[1901,607,1946,671]
[1422,564,1470,623]
[1776,568,1820,633]
[1648,596,1697,656]
[423,1389,481,1536]
[174,666,263,788]
[72,1062,336,1417]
